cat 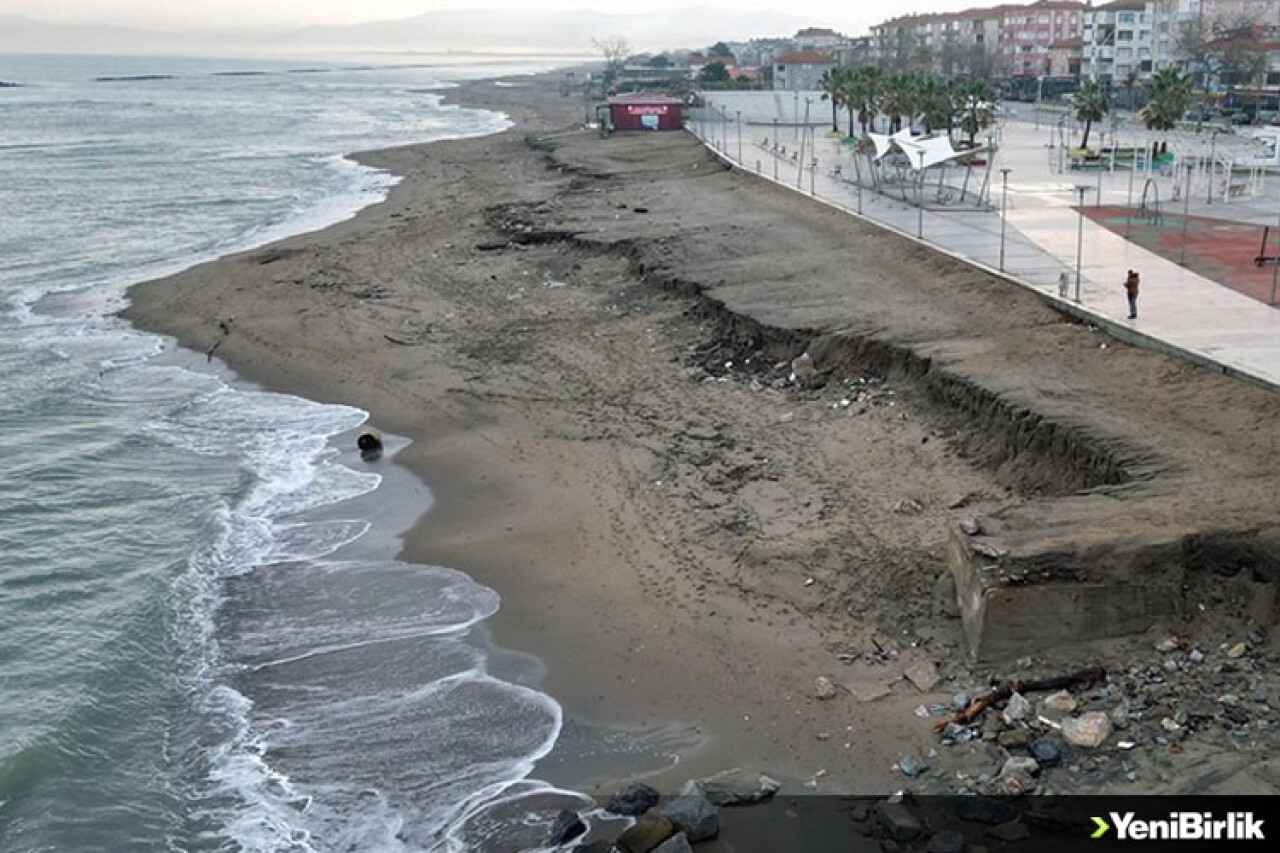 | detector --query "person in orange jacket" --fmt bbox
[1124,270,1140,319]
